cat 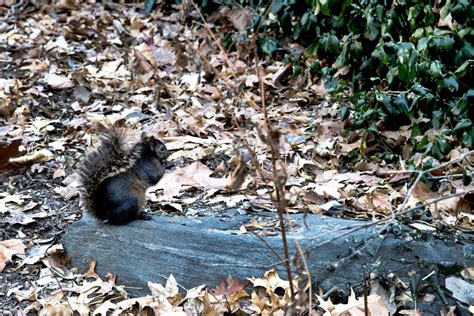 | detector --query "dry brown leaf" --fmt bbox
[202,290,221,315]
[9,149,54,164]
[317,288,393,315]
[152,161,226,198]
[371,191,391,211]
[55,0,79,10]
[438,13,454,29]
[132,48,154,75]
[0,239,26,272]
[412,181,437,201]
[84,259,100,279]
[248,269,294,313]
[44,74,74,89]
[211,275,248,303]
[226,154,250,191]
[445,276,474,305]
[0,138,22,169]
[0,194,27,214]
[316,120,343,140]
[307,180,343,199]
[225,7,253,33]
[310,79,327,97]
[460,267,474,280]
